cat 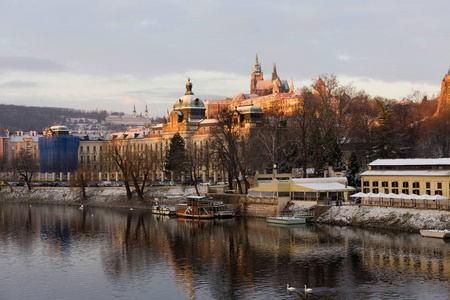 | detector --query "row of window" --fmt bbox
[363,188,444,195]
[364,181,445,189]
